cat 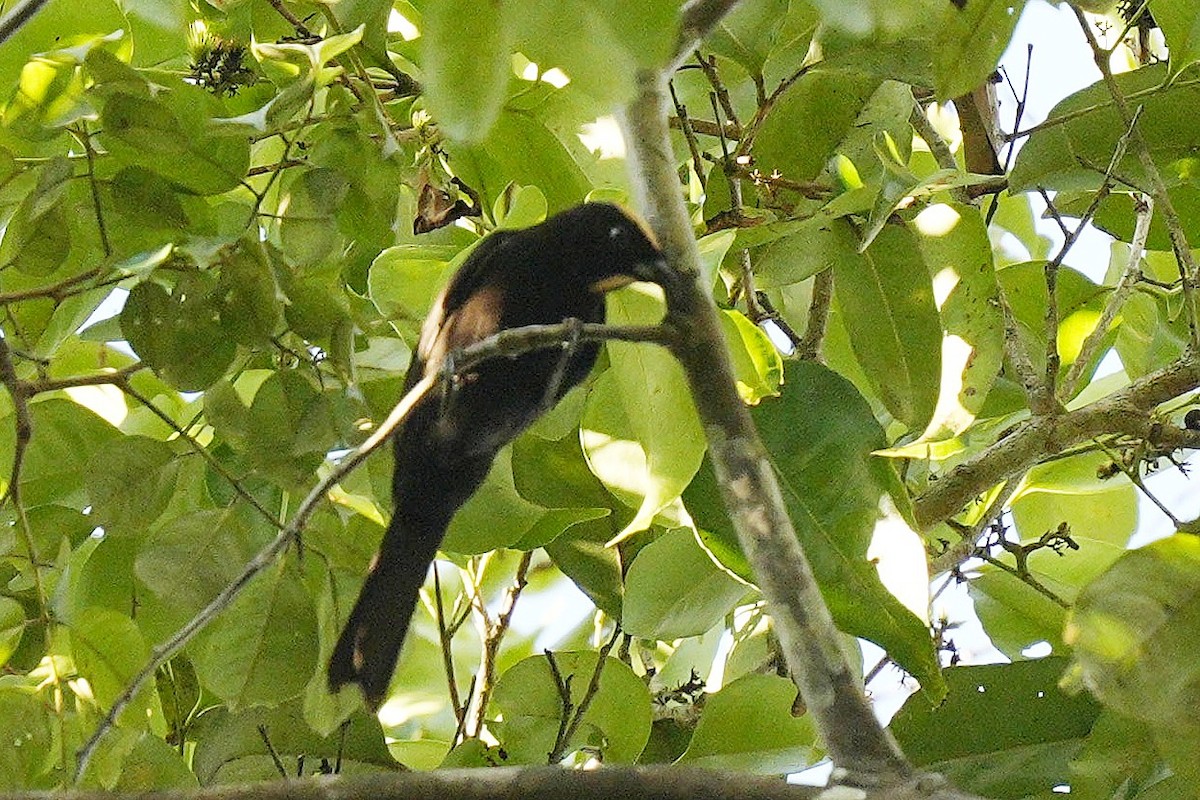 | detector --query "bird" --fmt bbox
[328,202,667,709]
